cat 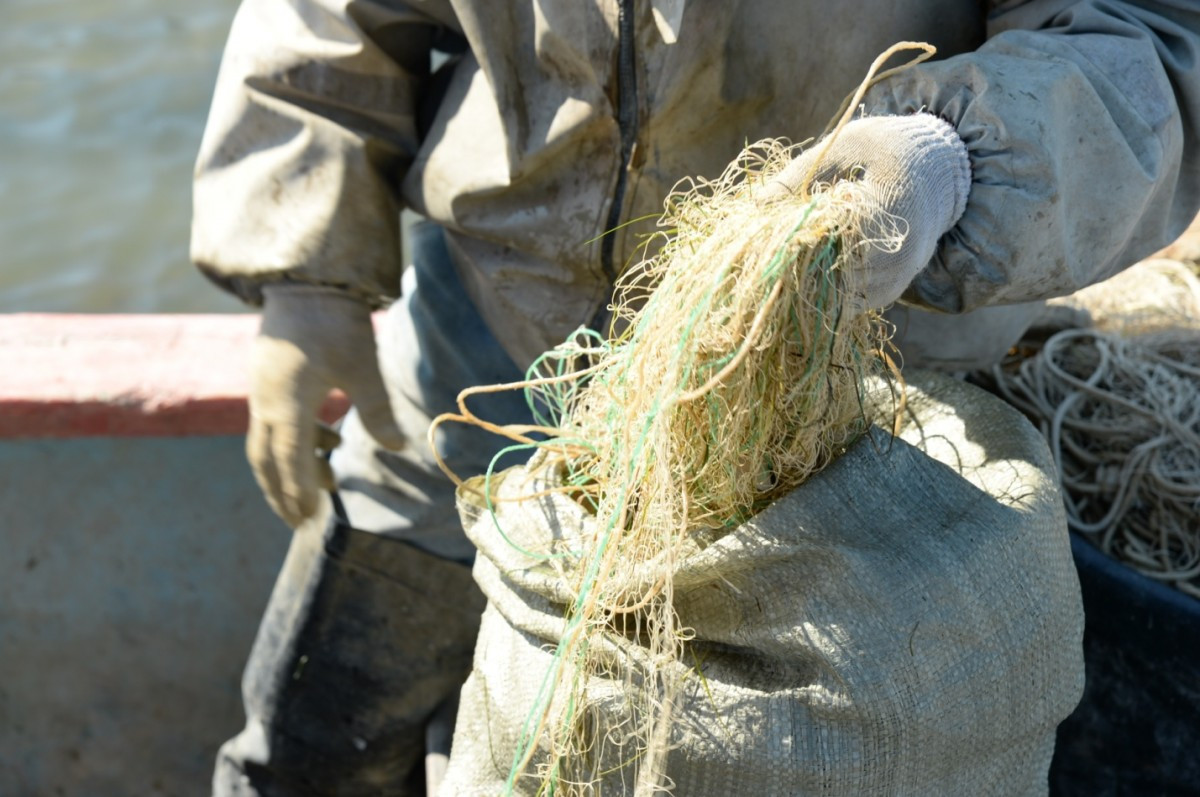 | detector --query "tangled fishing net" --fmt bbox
[985,259,1200,598]
[431,44,931,796]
